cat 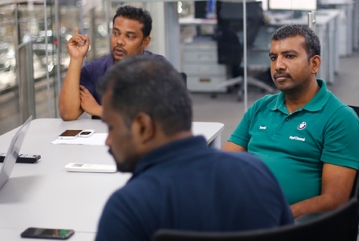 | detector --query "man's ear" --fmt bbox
[310,55,321,74]
[142,36,151,48]
[132,112,155,143]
